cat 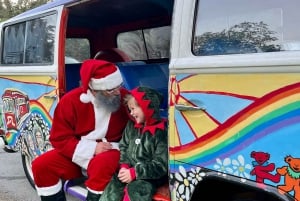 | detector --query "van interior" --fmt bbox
[61,0,174,119]
[60,0,174,200]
